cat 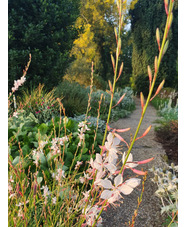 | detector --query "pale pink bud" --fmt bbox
[115,128,130,133]
[132,168,147,175]
[150,80,165,101]
[164,0,168,15]
[135,125,152,141]
[156,28,160,51]
[148,65,152,89]
[116,62,124,82]
[108,80,113,93]
[154,56,158,74]
[111,54,115,73]
[112,93,126,109]
[113,133,129,148]
[140,92,145,111]
[137,157,154,165]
